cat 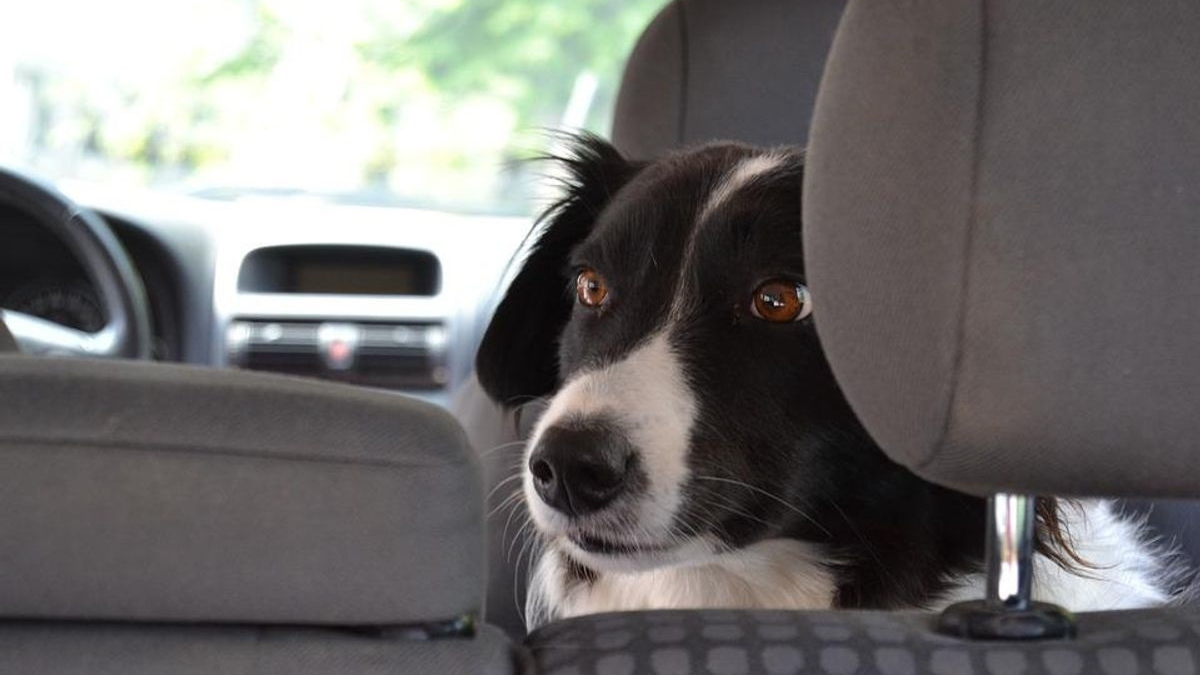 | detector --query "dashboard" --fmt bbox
[0,184,530,405]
